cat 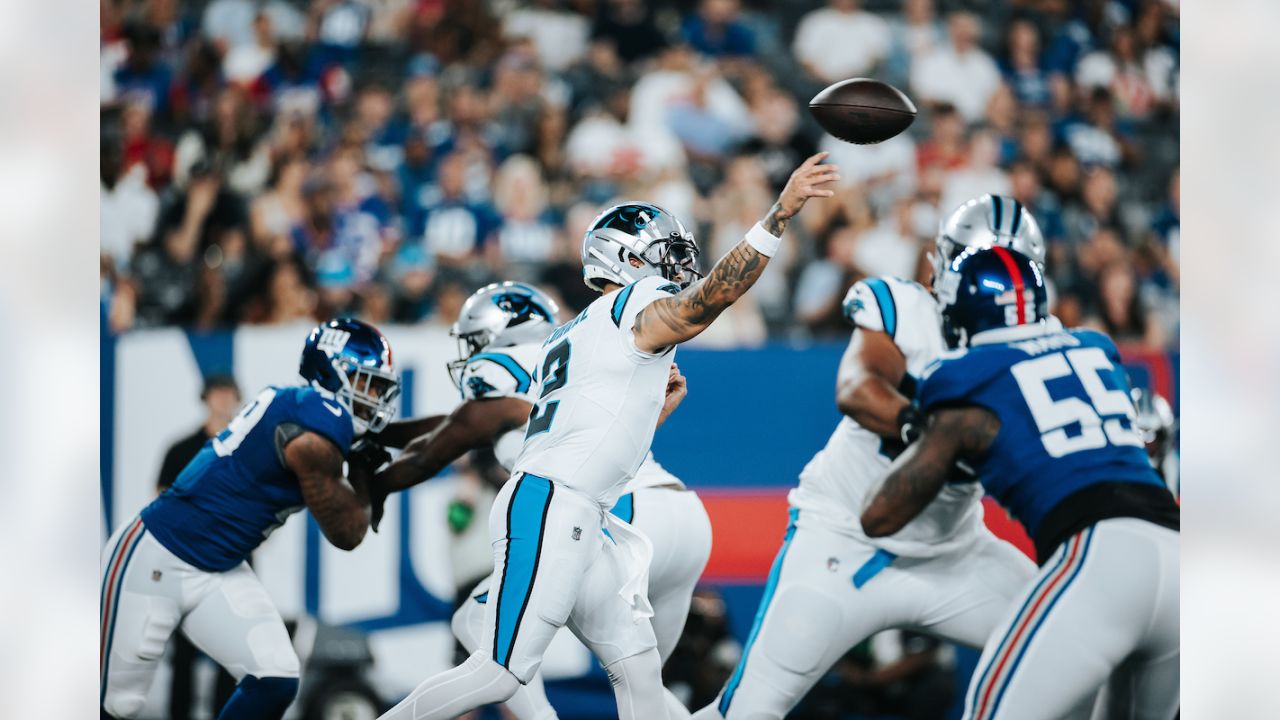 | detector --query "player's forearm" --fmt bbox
[304,477,370,550]
[374,437,461,494]
[634,237,771,349]
[376,414,447,449]
[861,440,951,537]
[837,375,910,438]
